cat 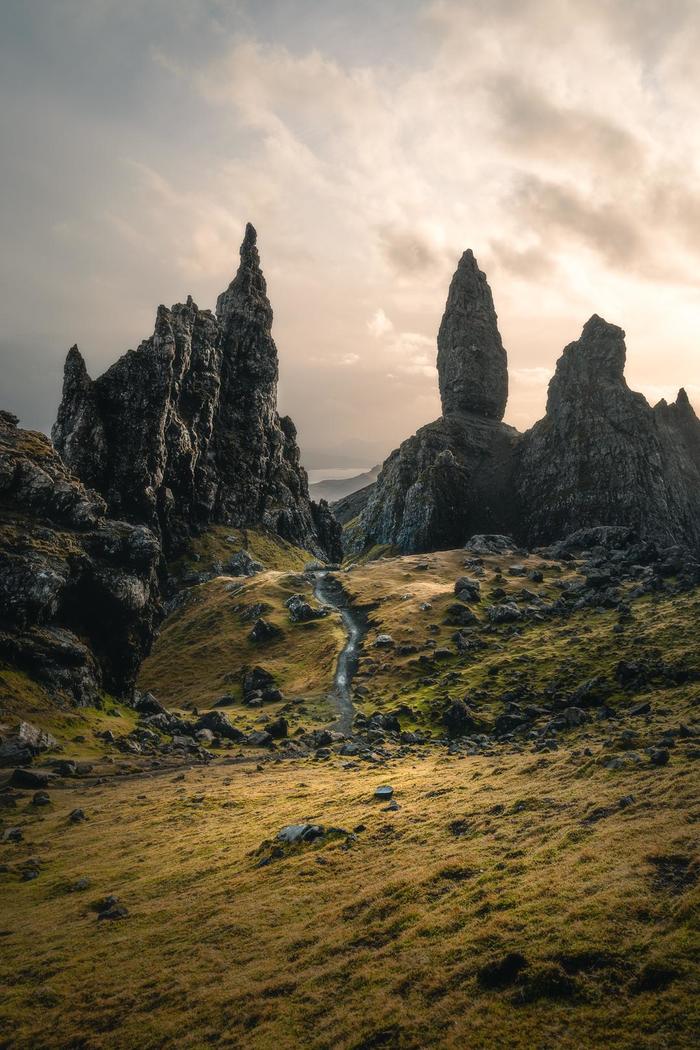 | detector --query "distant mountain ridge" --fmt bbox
[309,465,381,503]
